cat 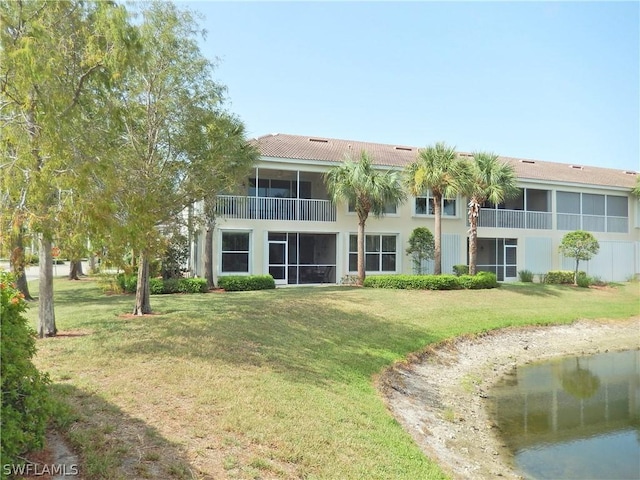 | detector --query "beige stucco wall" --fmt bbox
[194,158,640,283]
